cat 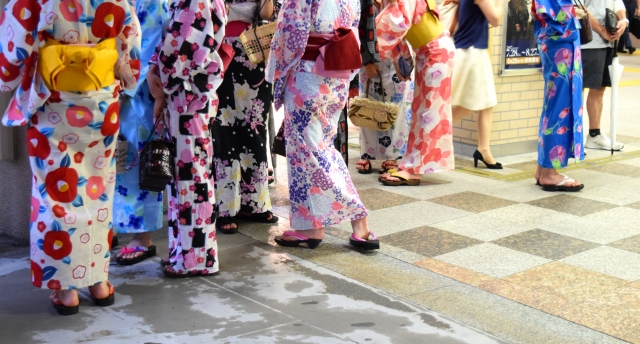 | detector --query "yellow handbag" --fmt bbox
[38,38,118,92]
[404,0,444,49]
